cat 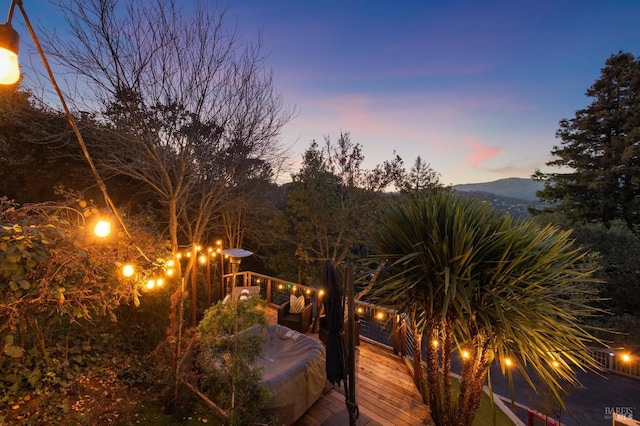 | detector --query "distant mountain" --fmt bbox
[452,178,549,219]
[453,178,543,202]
